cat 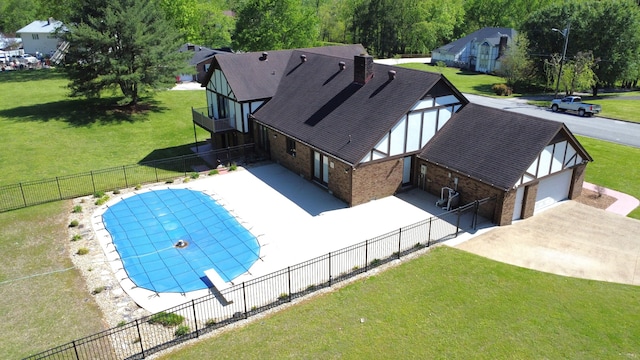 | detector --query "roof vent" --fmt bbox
[300,54,307,63]
[339,61,346,71]
[388,70,396,80]
[261,52,268,61]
